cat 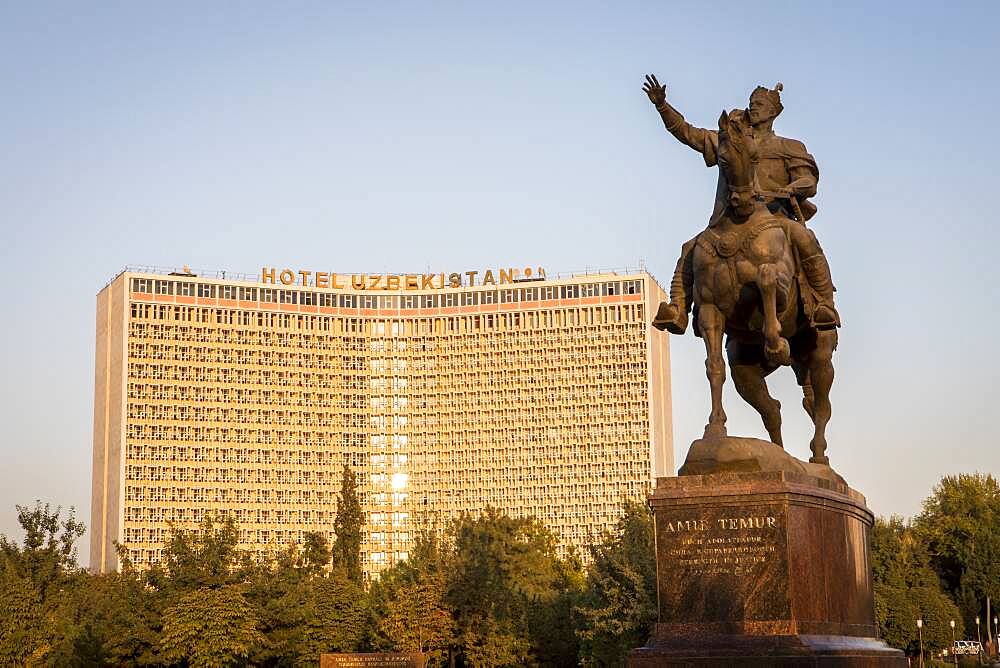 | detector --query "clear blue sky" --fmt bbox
[2,2,997,565]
